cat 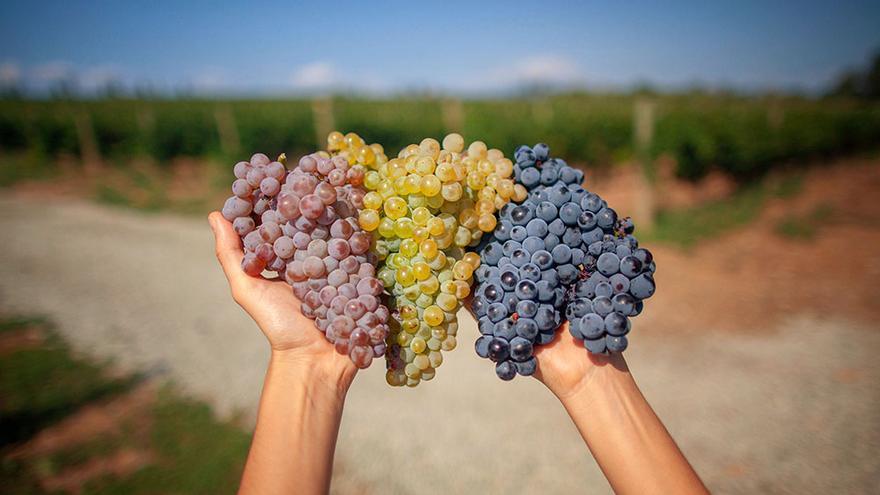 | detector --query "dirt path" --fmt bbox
[1,196,878,494]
